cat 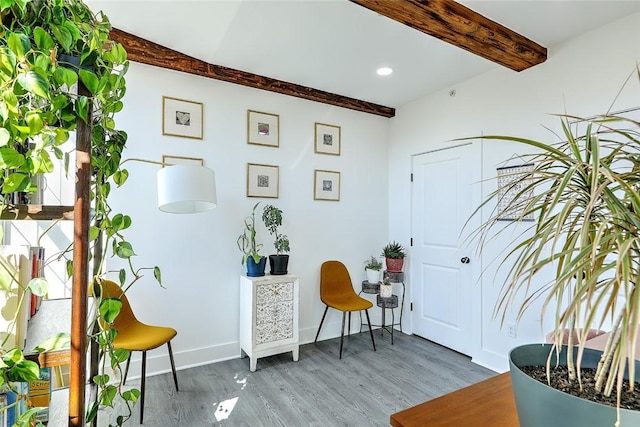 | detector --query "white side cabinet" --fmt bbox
[239,274,299,371]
